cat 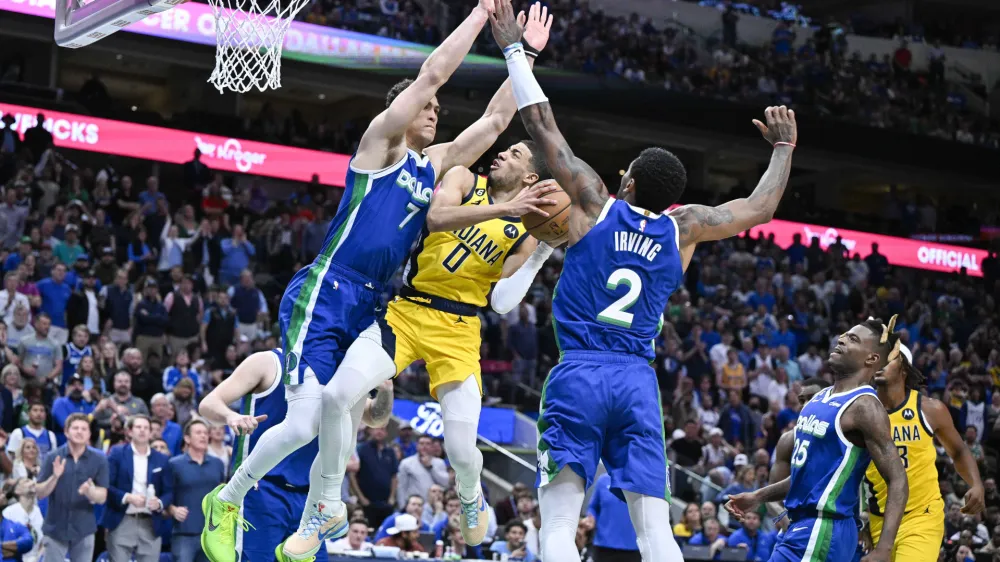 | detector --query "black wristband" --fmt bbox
[523,40,540,58]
